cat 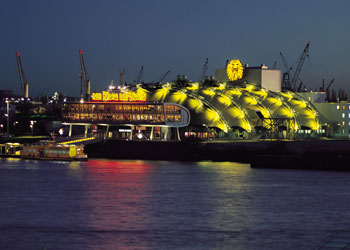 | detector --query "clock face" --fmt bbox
[226,59,244,81]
